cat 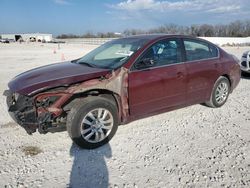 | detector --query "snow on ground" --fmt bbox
[0,42,249,188]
